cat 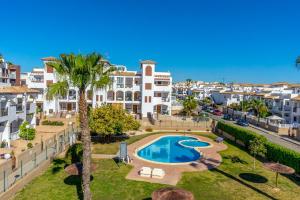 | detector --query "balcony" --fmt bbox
[0,108,8,117]
[284,106,291,112]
